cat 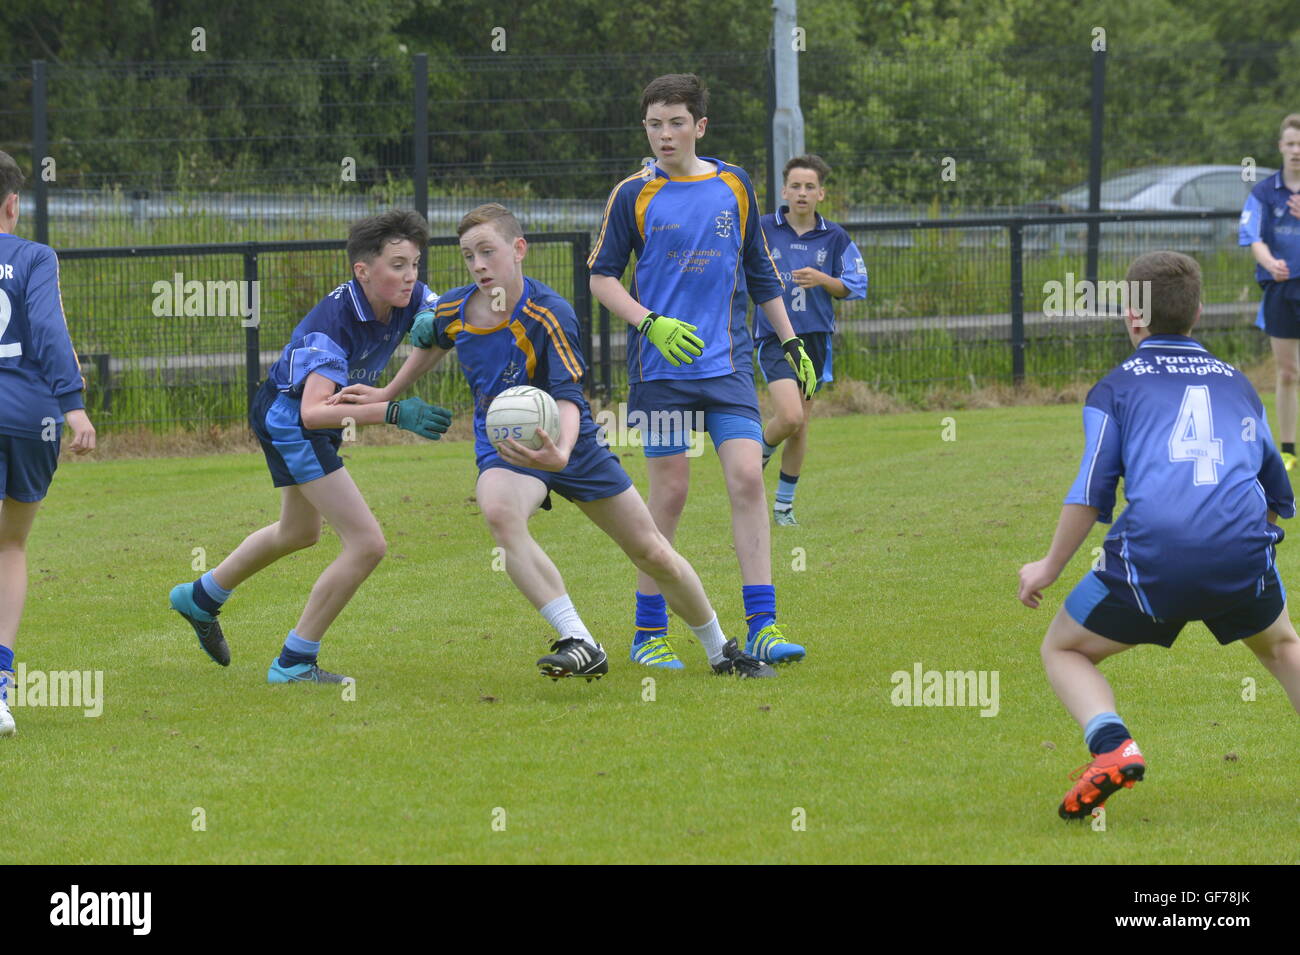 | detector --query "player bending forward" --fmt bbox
[1019,251,1300,820]
[332,204,773,679]
[169,210,451,684]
